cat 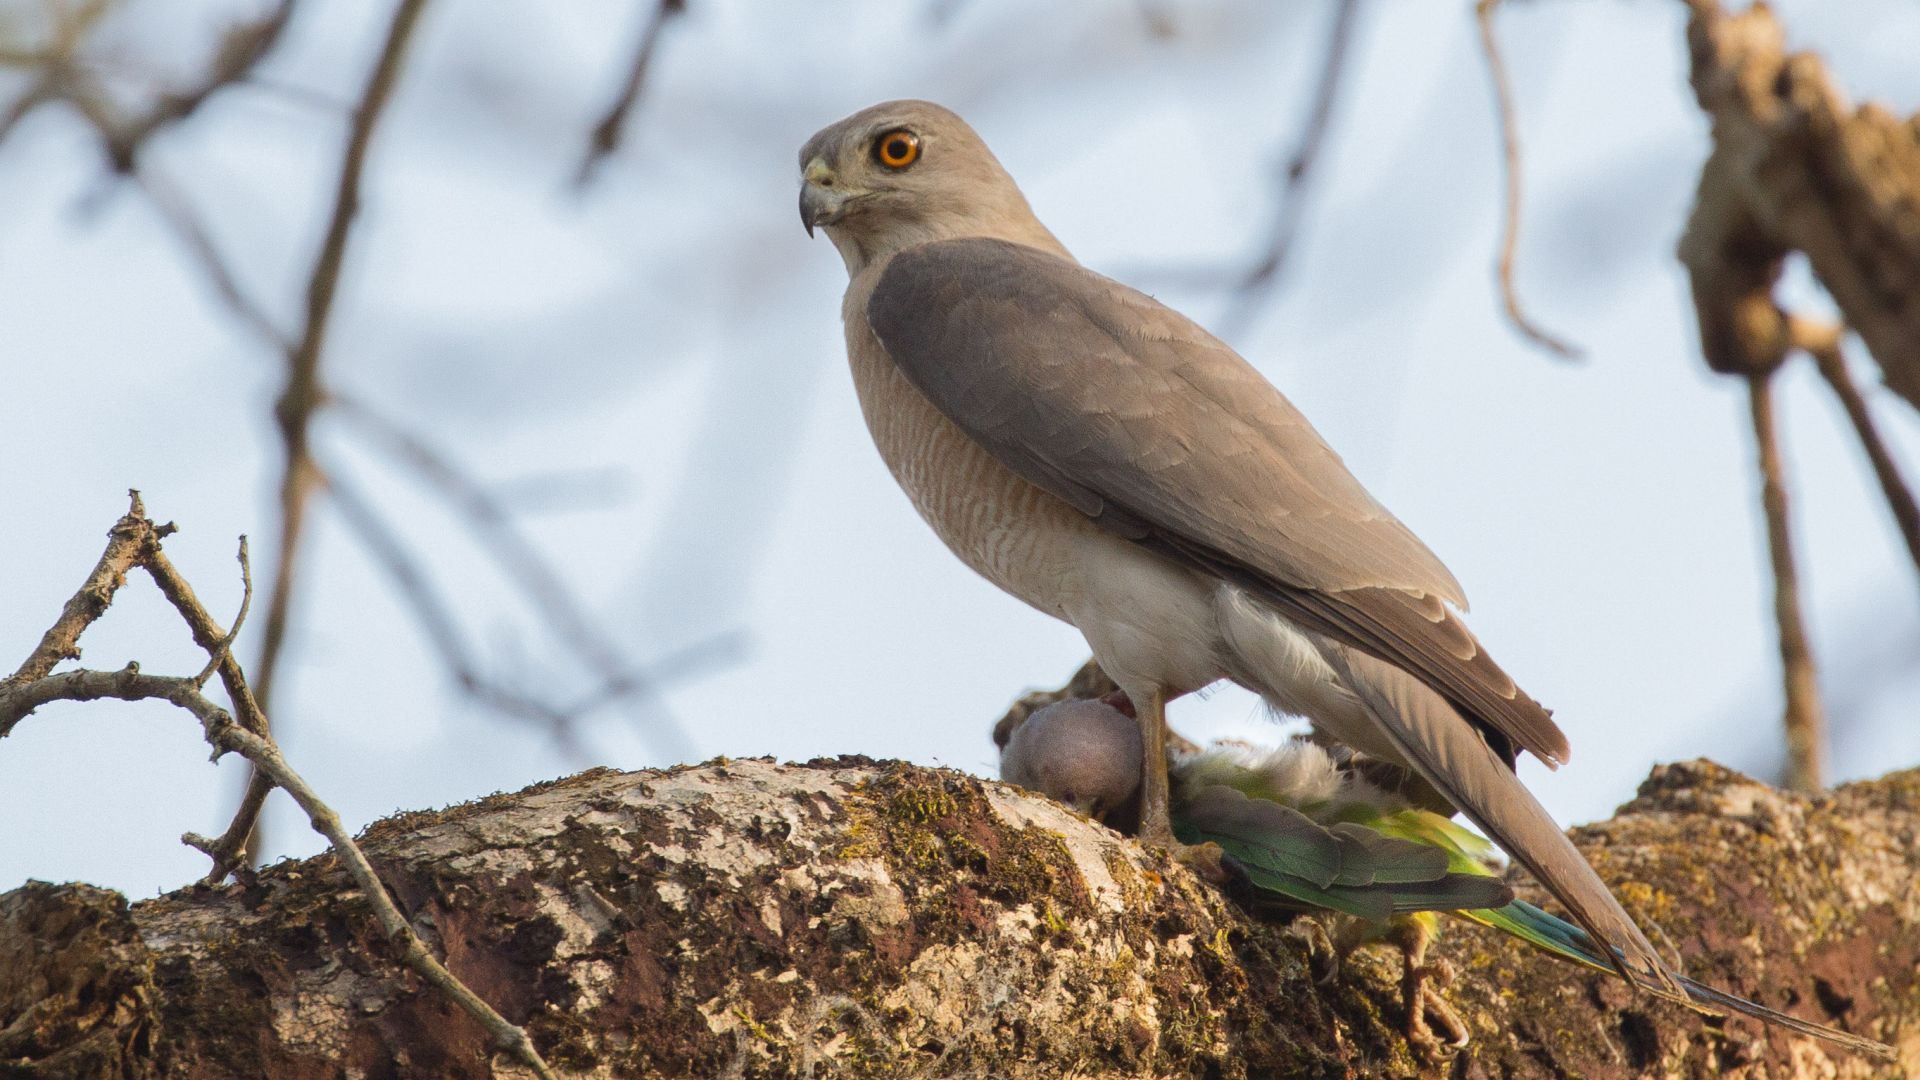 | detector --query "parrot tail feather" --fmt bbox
[1459,901,1897,1062]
